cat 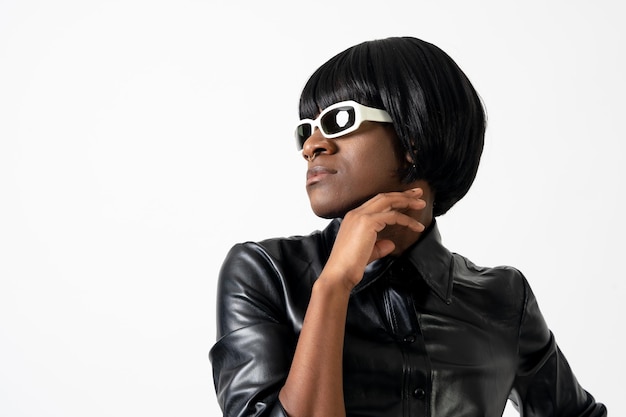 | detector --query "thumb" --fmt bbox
[370,239,396,264]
